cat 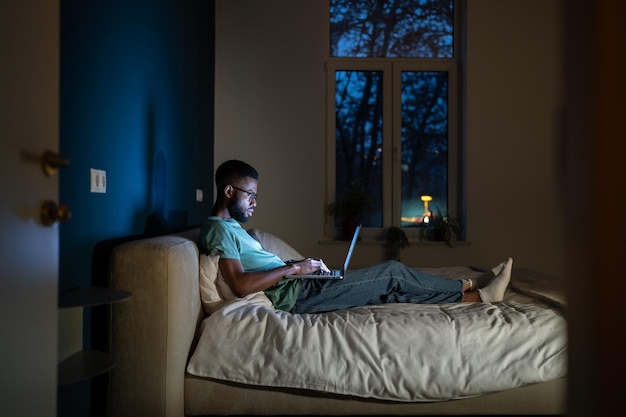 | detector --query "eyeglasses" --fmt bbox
[230,185,258,202]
